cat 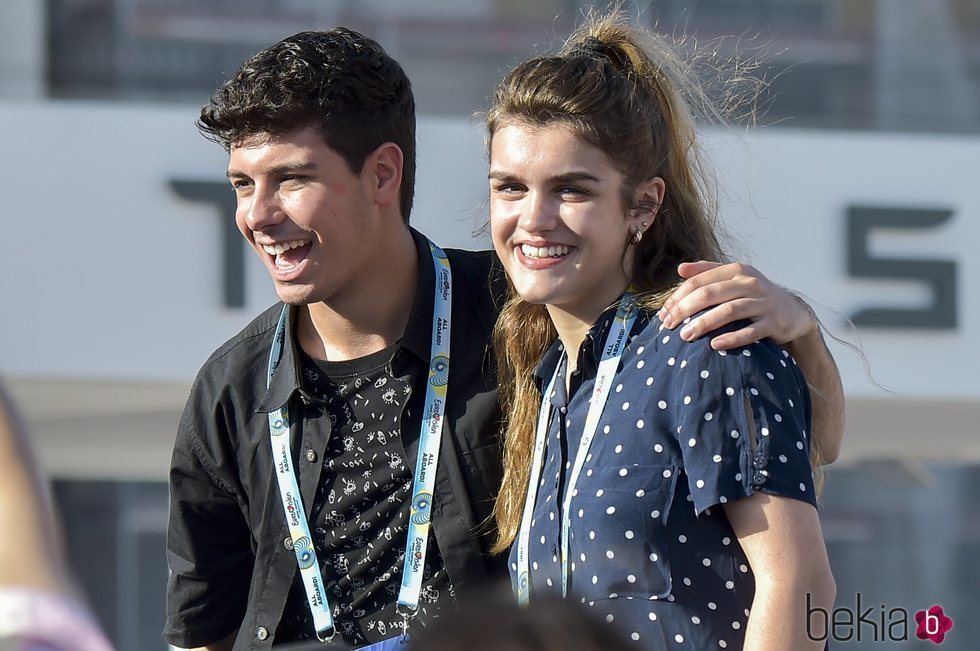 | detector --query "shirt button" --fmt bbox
[256,626,269,641]
[753,472,766,485]
[306,449,318,463]
[283,537,294,550]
